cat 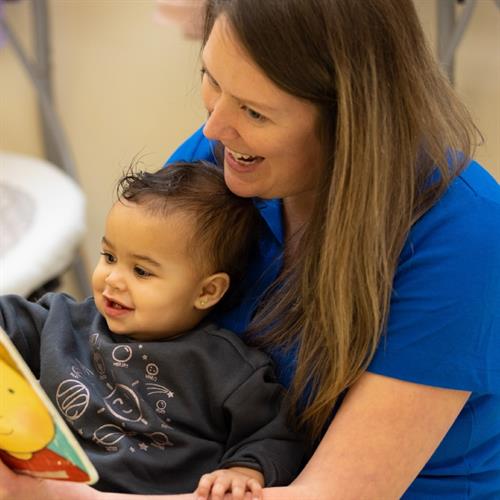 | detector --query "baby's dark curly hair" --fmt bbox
[116,161,261,305]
